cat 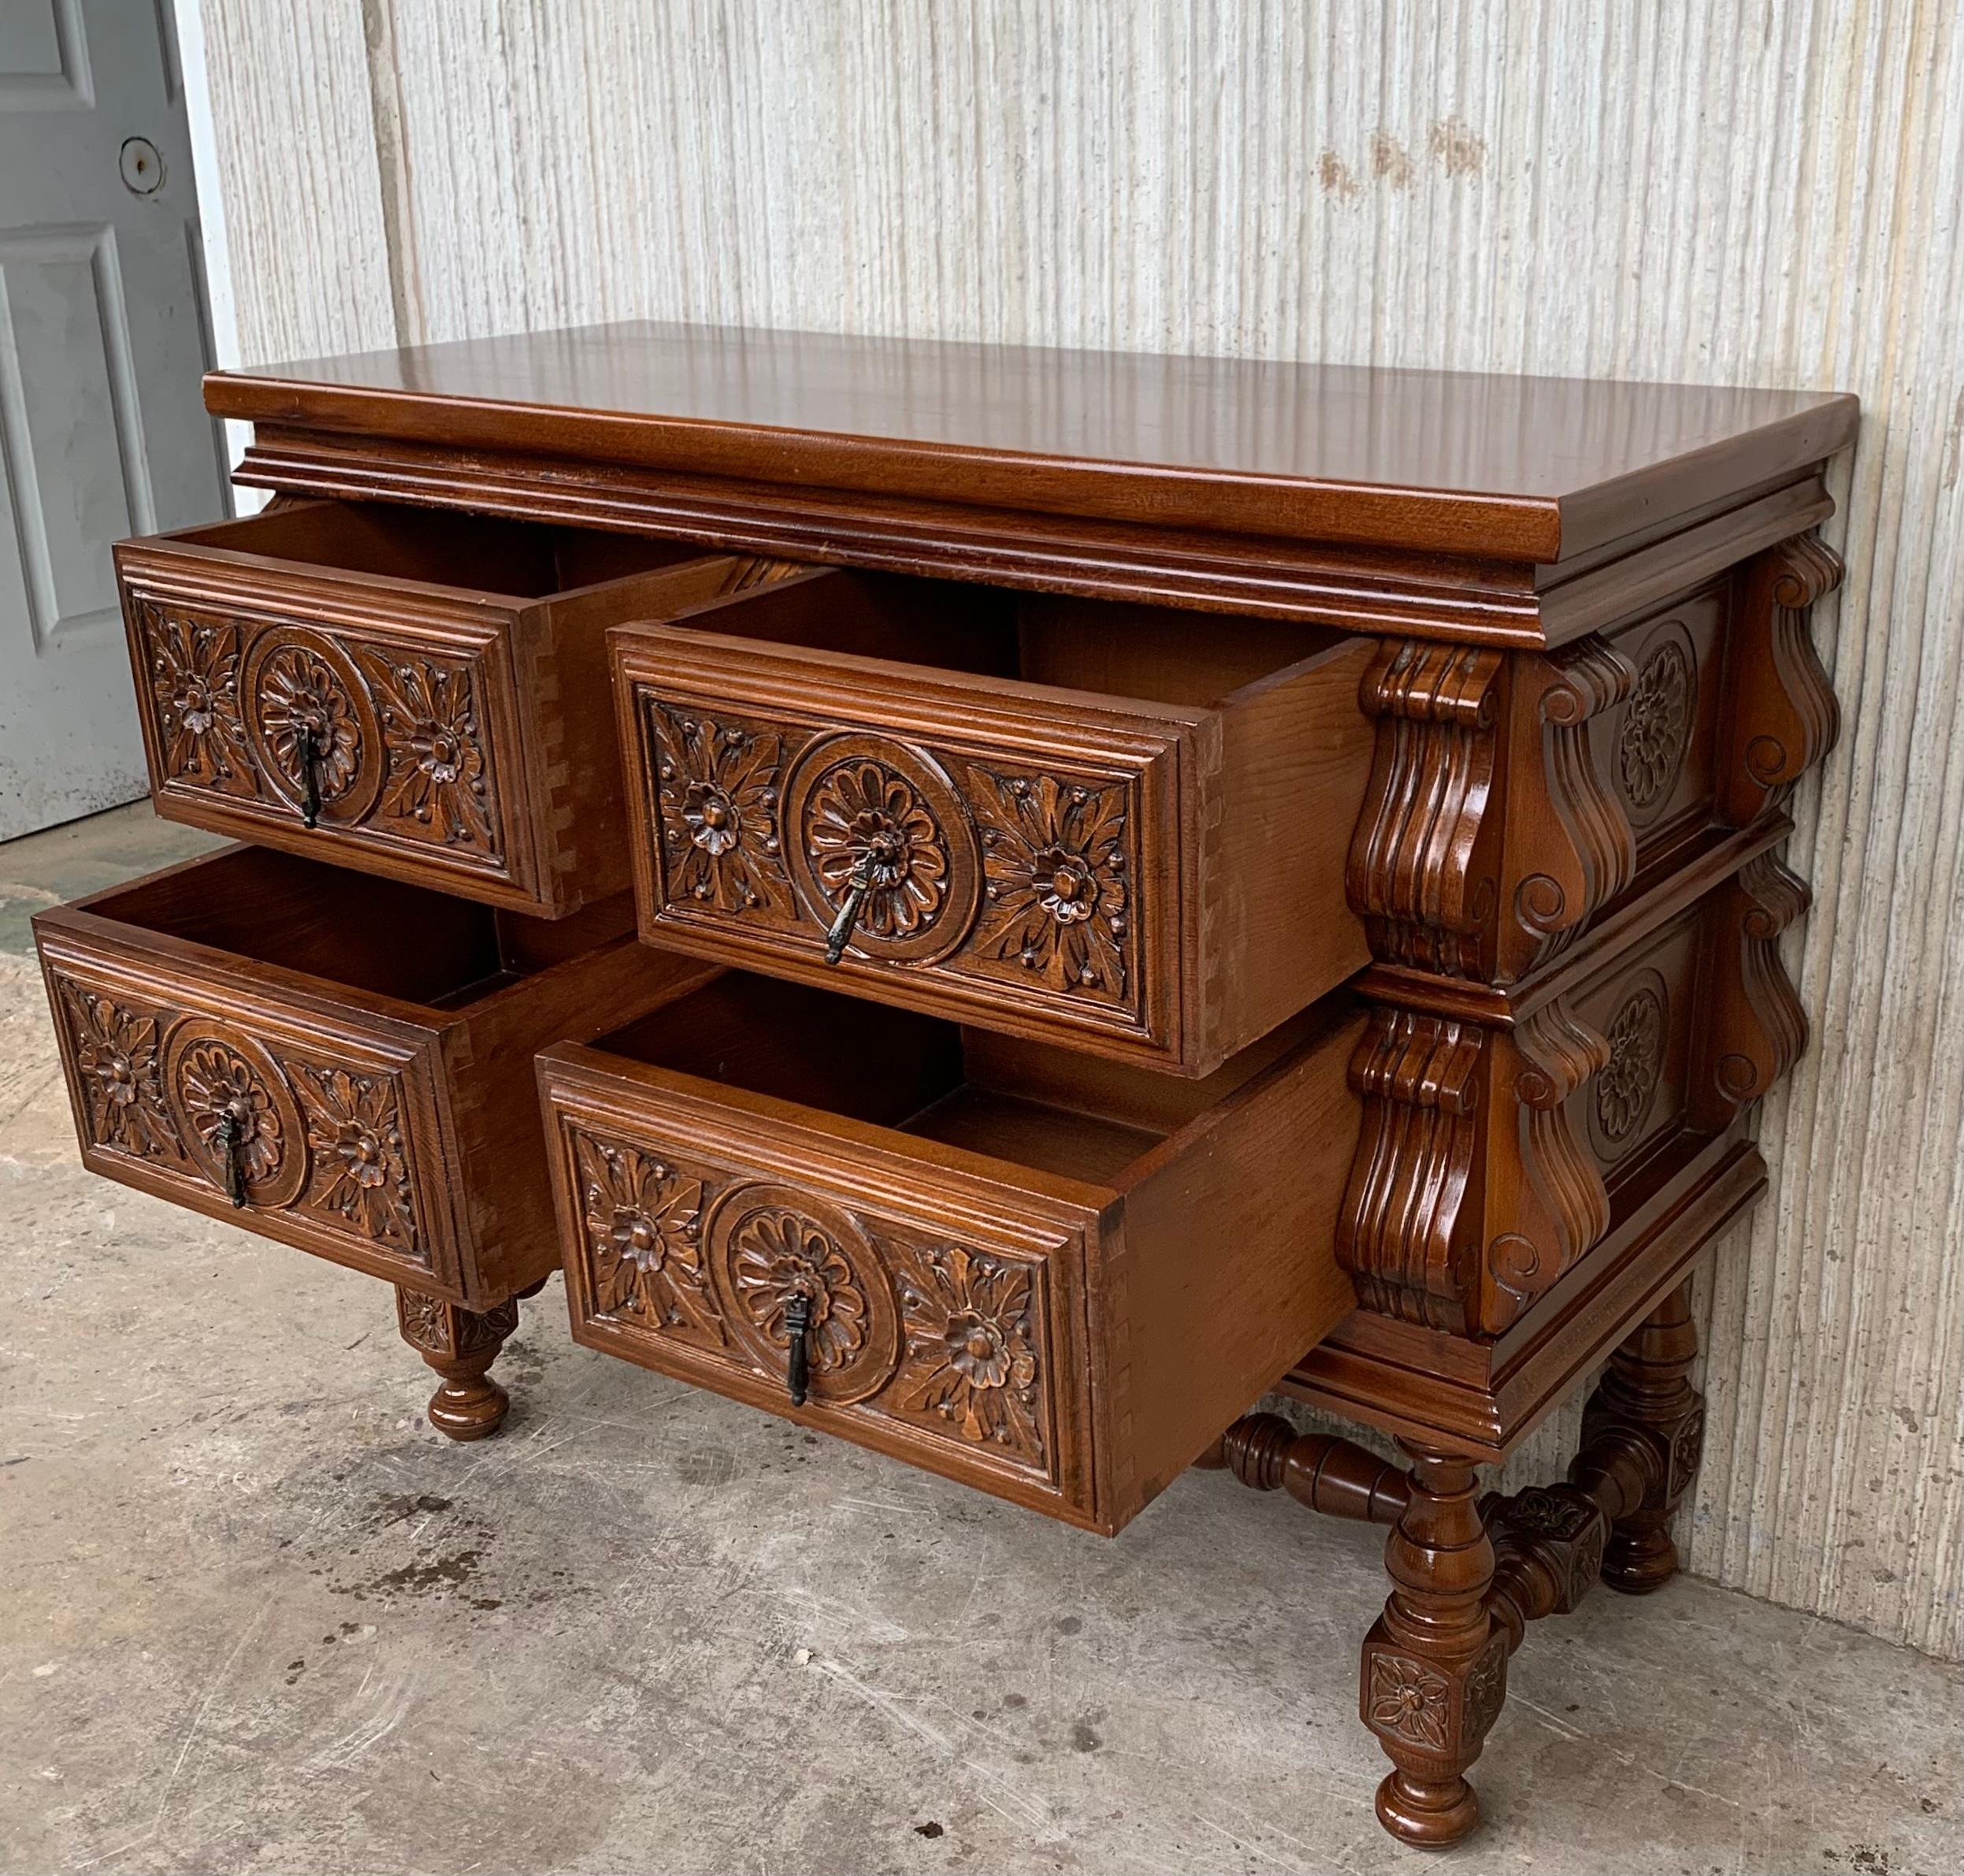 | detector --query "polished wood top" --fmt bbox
[207,321,1856,563]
